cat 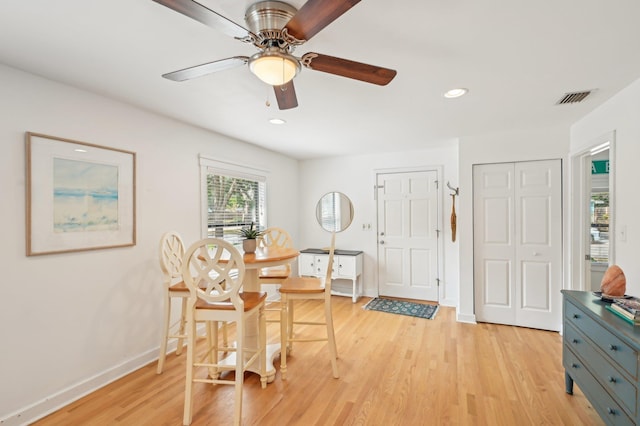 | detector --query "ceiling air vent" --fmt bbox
[556,90,592,105]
